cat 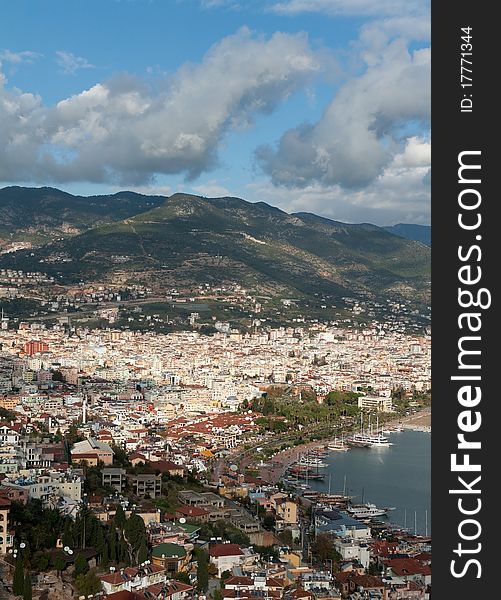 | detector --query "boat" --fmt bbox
[298,456,328,468]
[369,434,393,447]
[346,433,372,448]
[287,463,326,481]
[346,502,392,519]
[328,436,349,452]
[348,415,393,447]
